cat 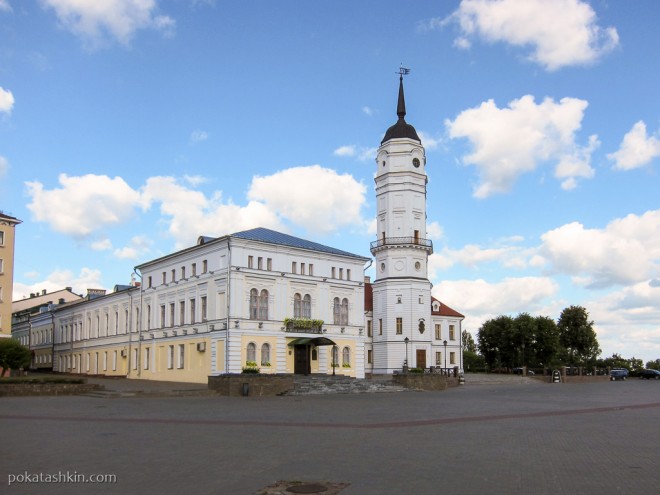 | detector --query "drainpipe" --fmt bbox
[134,268,143,377]
[225,238,231,375]
[127,291,133,378]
